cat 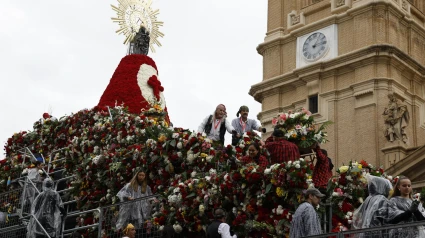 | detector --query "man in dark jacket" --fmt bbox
[198,104,236,145]
[206,208,236,238]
